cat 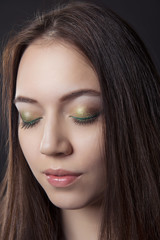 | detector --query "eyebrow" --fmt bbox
[13,89,101,105]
